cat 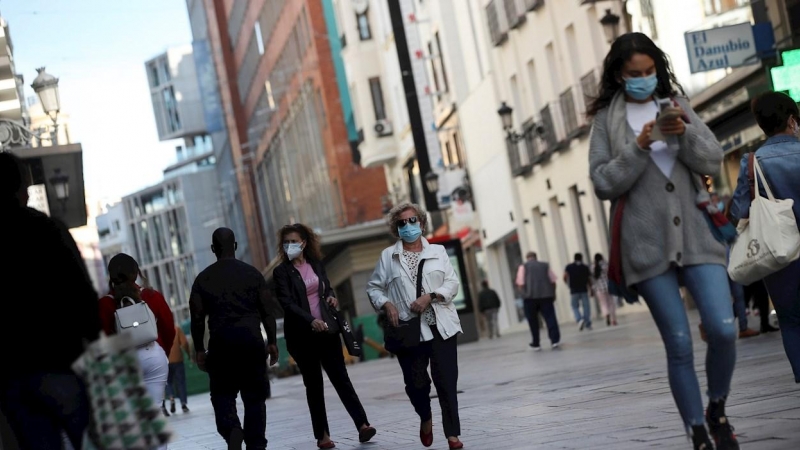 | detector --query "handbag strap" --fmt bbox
[752,156,776,201]
[416,259,426,298]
